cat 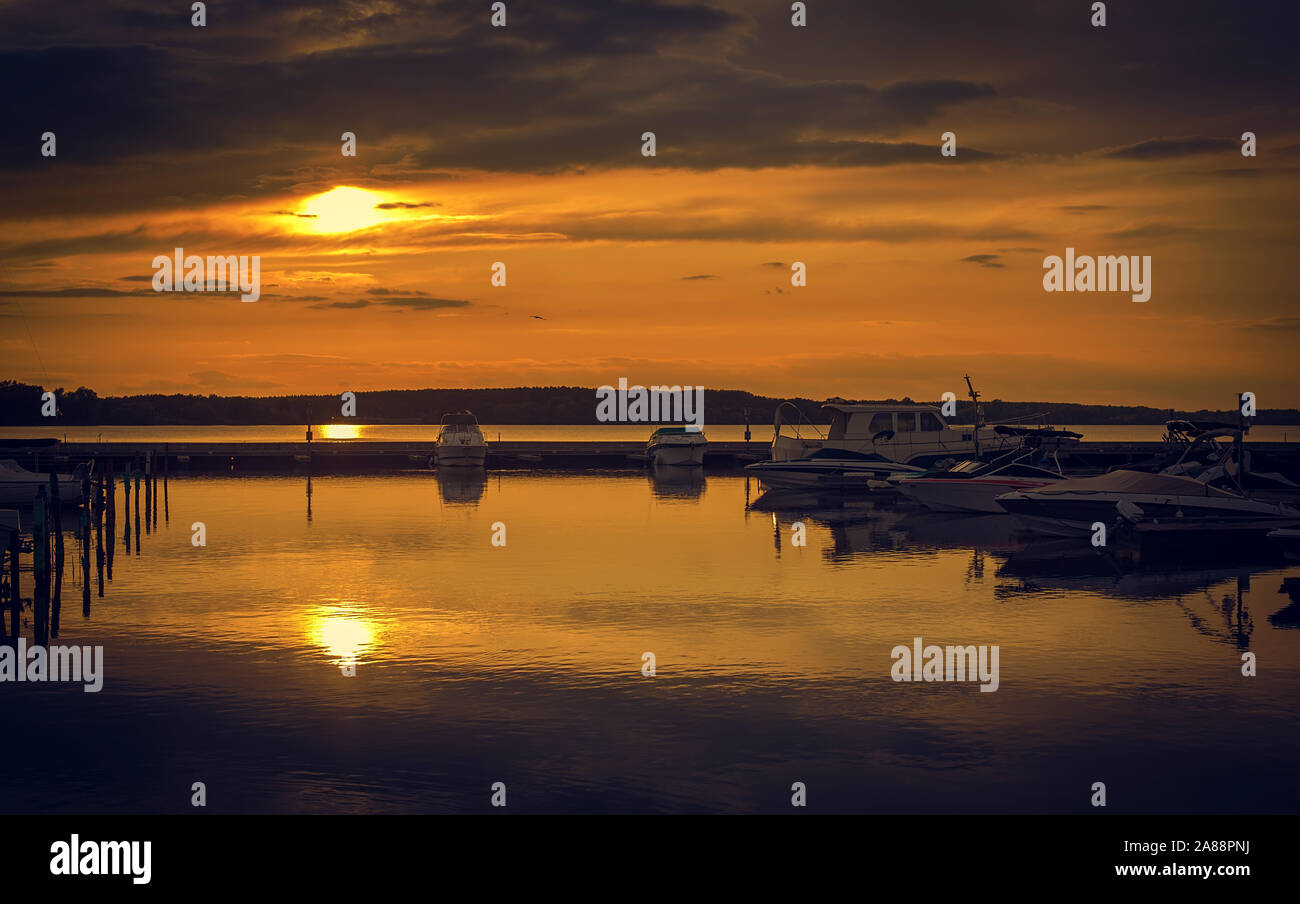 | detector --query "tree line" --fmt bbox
[1,381,1296,426]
